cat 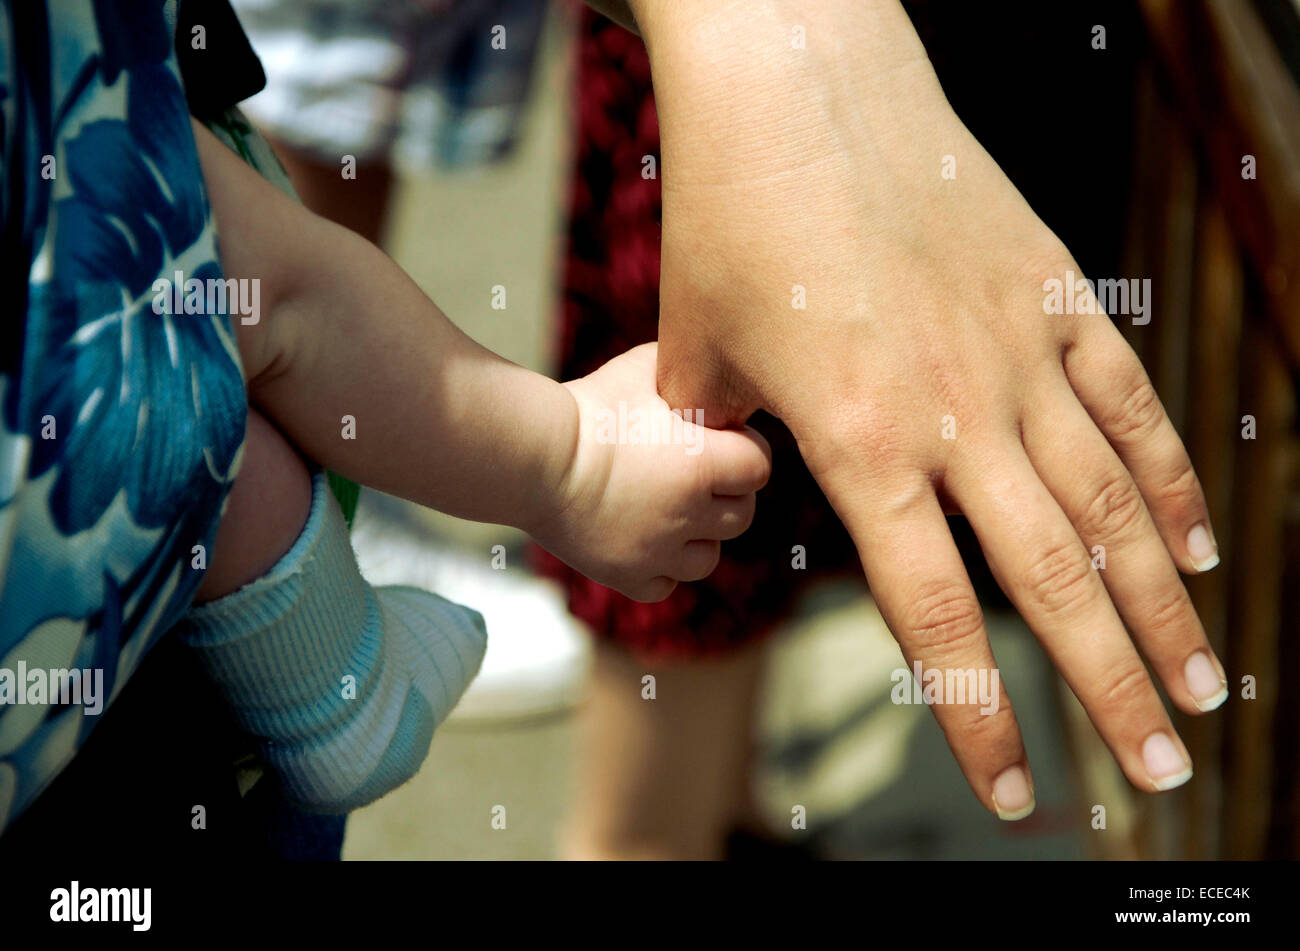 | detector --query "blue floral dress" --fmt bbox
[0,1,248,833]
